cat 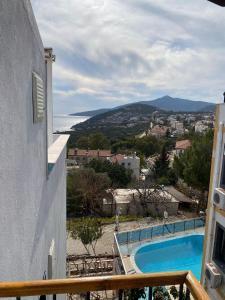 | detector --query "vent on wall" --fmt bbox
[32,72,45,123]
